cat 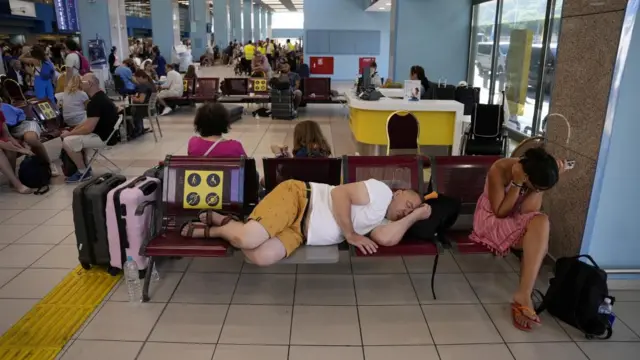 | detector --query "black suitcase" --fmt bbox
[73,173,127,274]
[270,89,295,120]
[143,164,165,235]
[455,86,480,115]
